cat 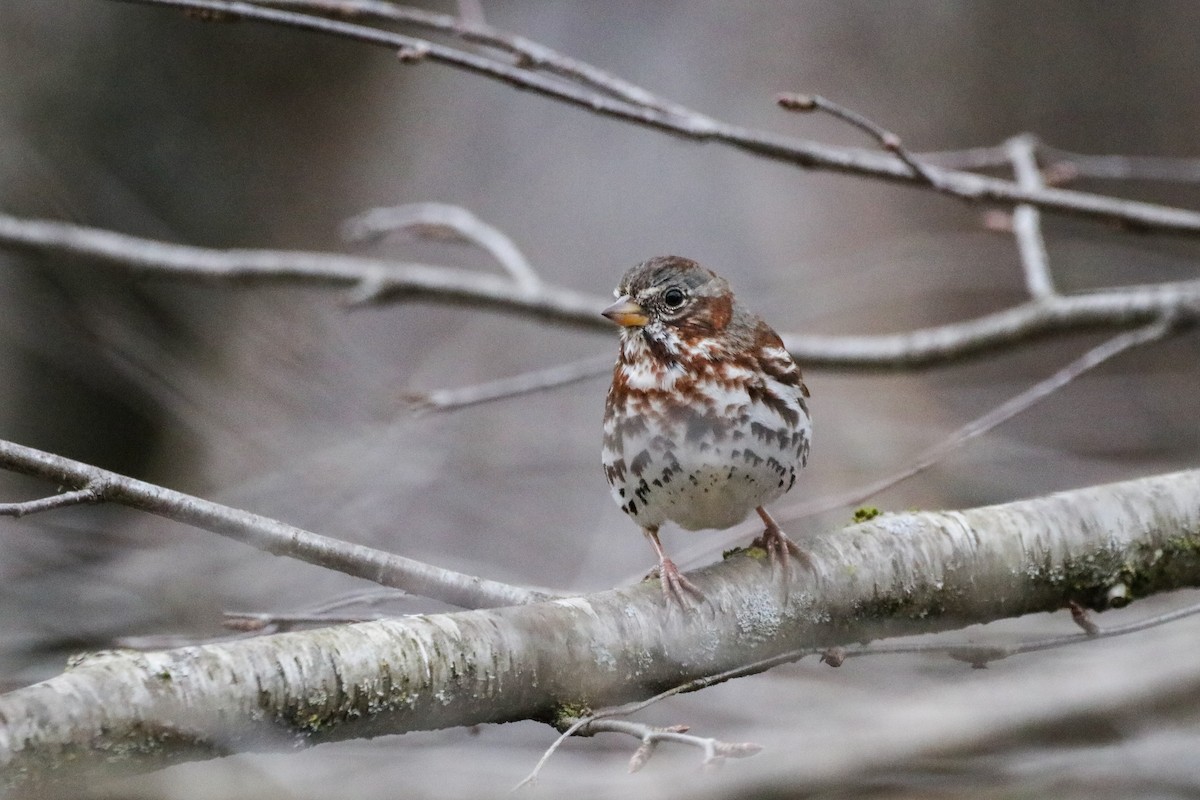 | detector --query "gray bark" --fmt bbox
[2,469,1198,789]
